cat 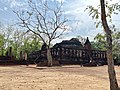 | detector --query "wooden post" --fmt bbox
[20,51,23,60]
[1,47,3,56]
[9,47,12,60]
[24,52,28,66]
[24,52,27,60]
[6,51,9,56]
